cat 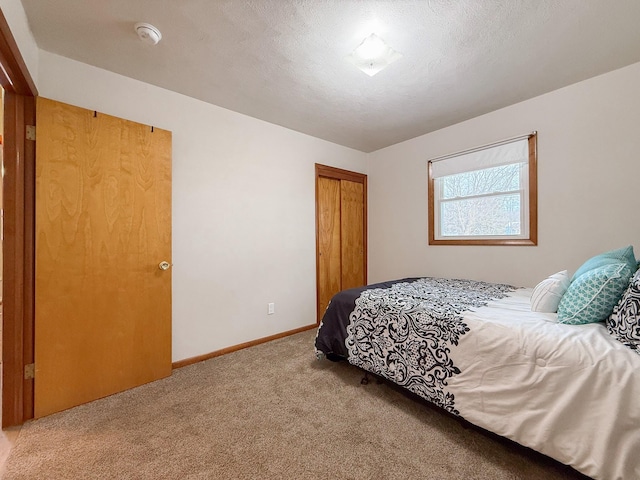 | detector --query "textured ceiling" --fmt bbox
[19,0,640,152]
